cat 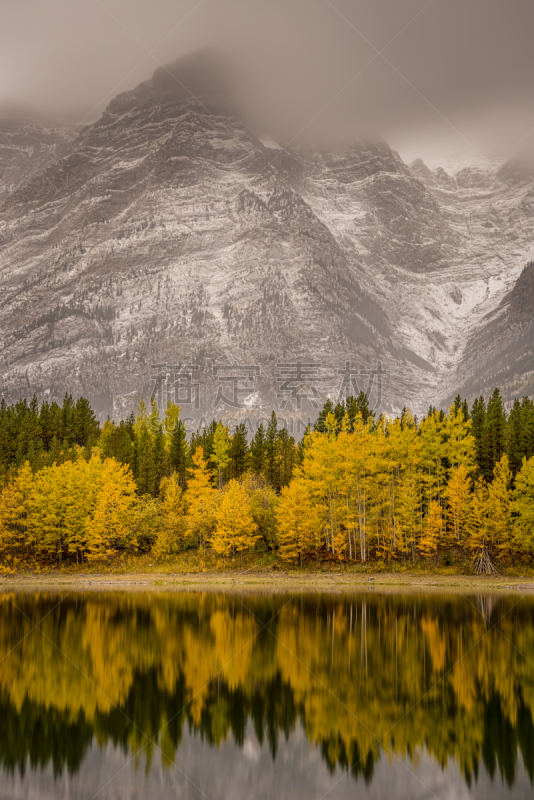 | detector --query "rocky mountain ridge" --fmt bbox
[0,52,533,423]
